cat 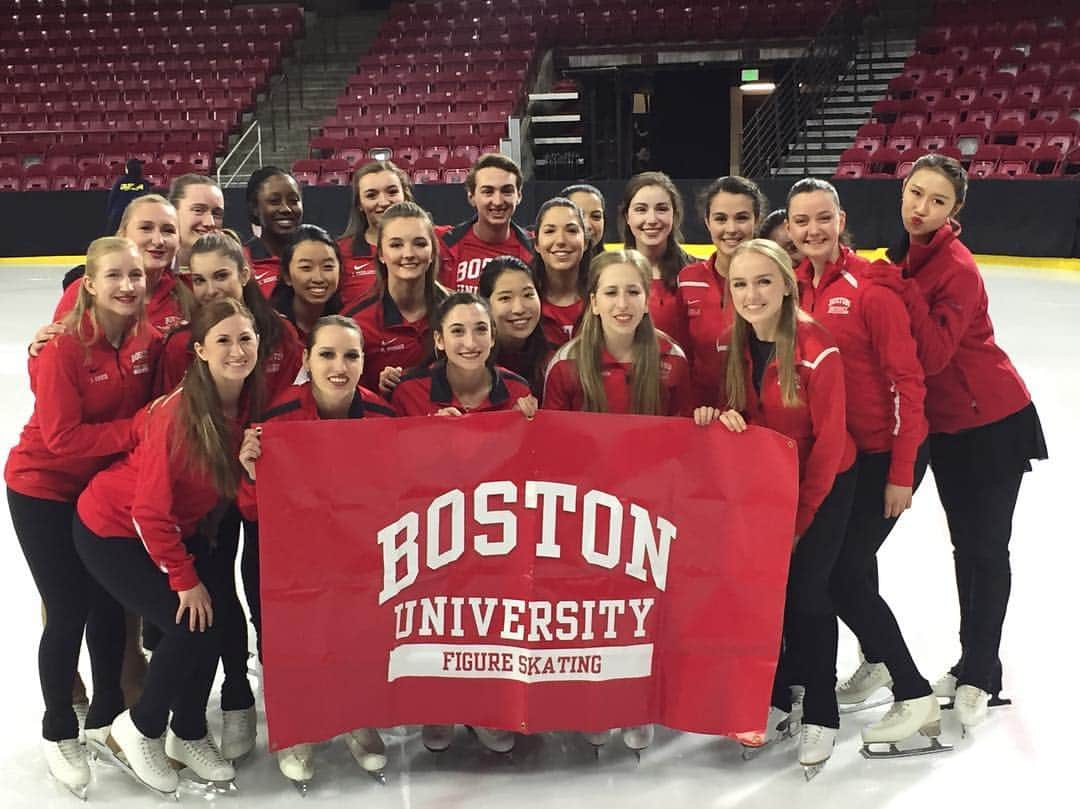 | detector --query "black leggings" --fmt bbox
[830,445,932,701]
[73,515,230,740]
[771,464,858,729]
[9,489,126,741]
[240,518,262,661]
